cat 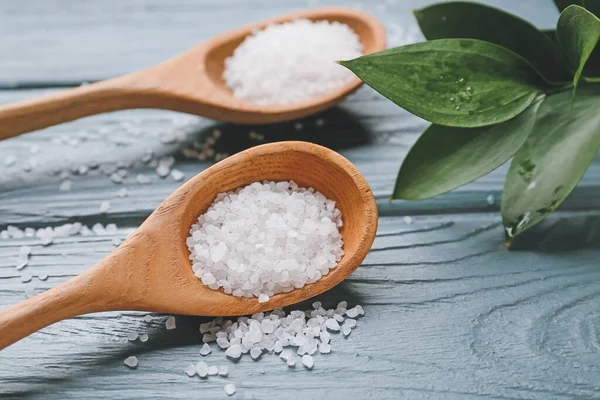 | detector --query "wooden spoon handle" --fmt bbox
[0,75,149,141]
[0,269,107,350]
[0,242,142,350]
